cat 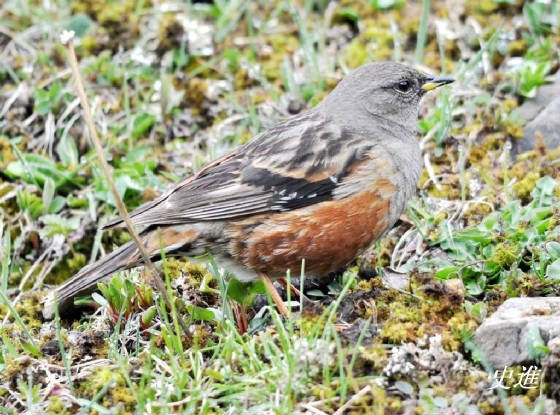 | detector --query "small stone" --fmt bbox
[381,268,410,291]
[473,297,560,368]
[287,98,305,114]
[515,97,560,154]
[40,339,60,356]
